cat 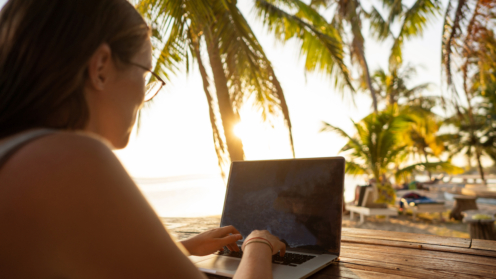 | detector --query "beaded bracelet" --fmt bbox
[243,240,273,254]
